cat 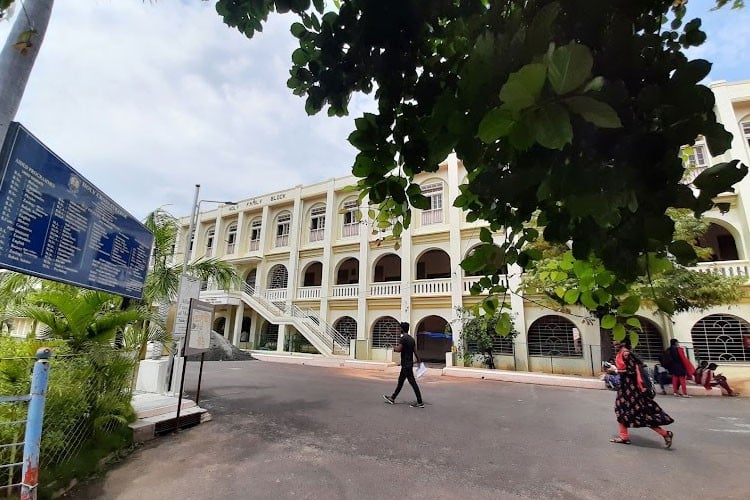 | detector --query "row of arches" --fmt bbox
[225,312,750,364]
[247,248,496,290]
